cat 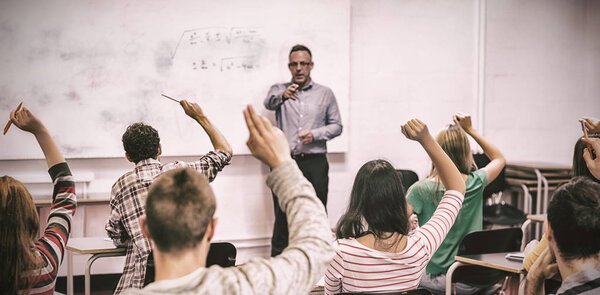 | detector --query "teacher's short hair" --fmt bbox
[290,44,312,58]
